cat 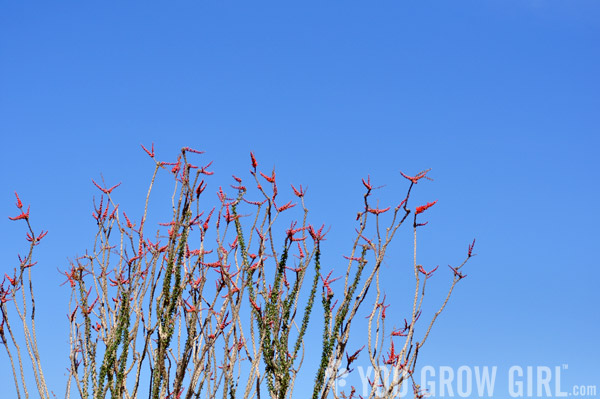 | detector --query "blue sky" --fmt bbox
[1,1,599,398]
